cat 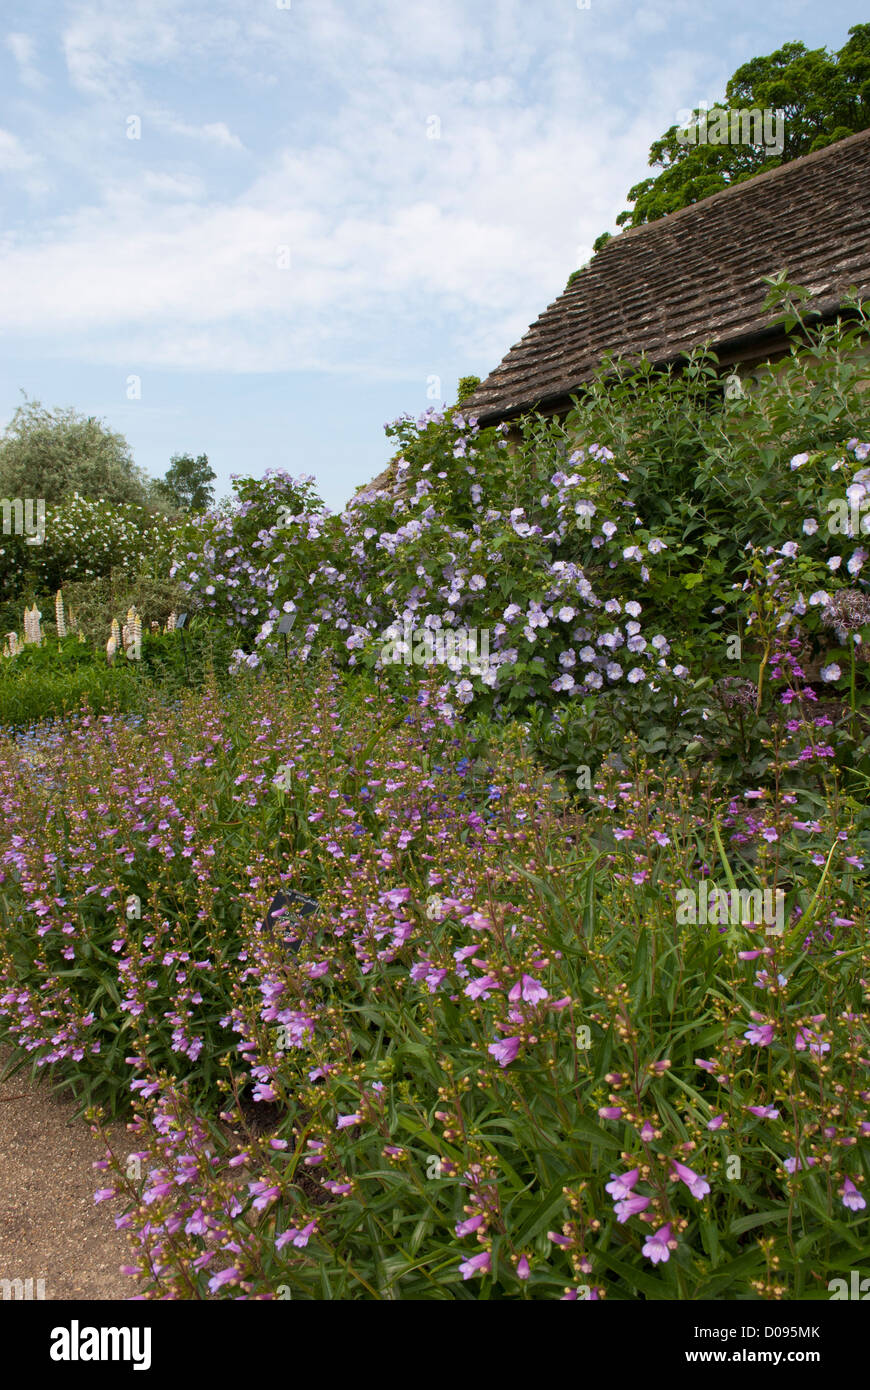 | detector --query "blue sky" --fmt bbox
[0,1,863,512]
